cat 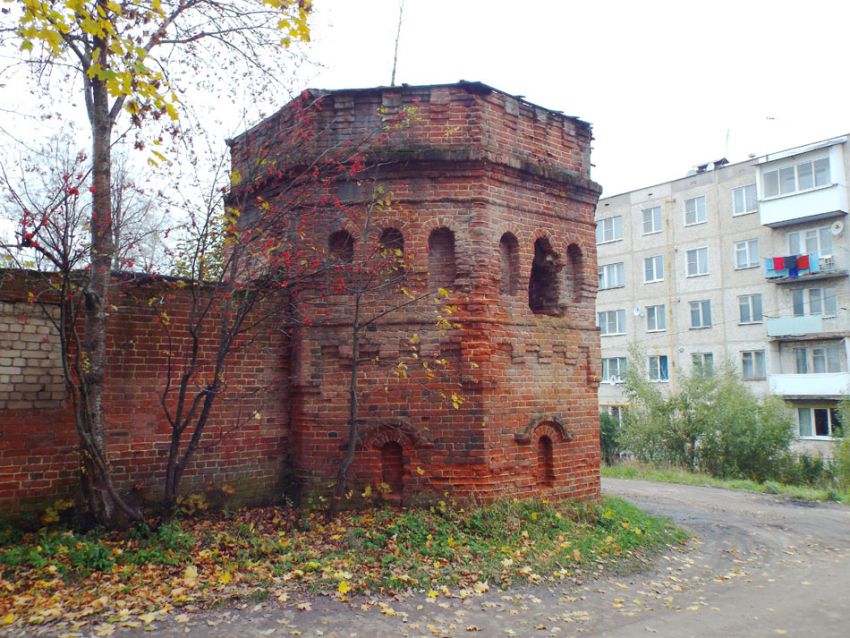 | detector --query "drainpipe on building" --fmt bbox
[665,197,678,392]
